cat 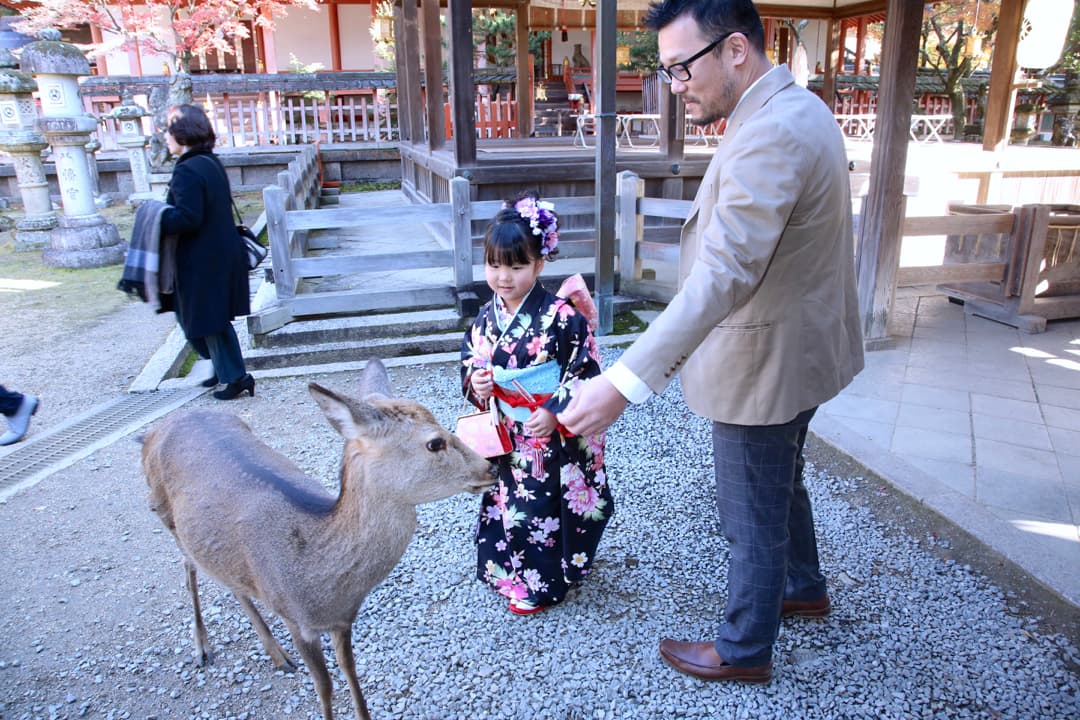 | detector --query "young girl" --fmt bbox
[461,193,613,615]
